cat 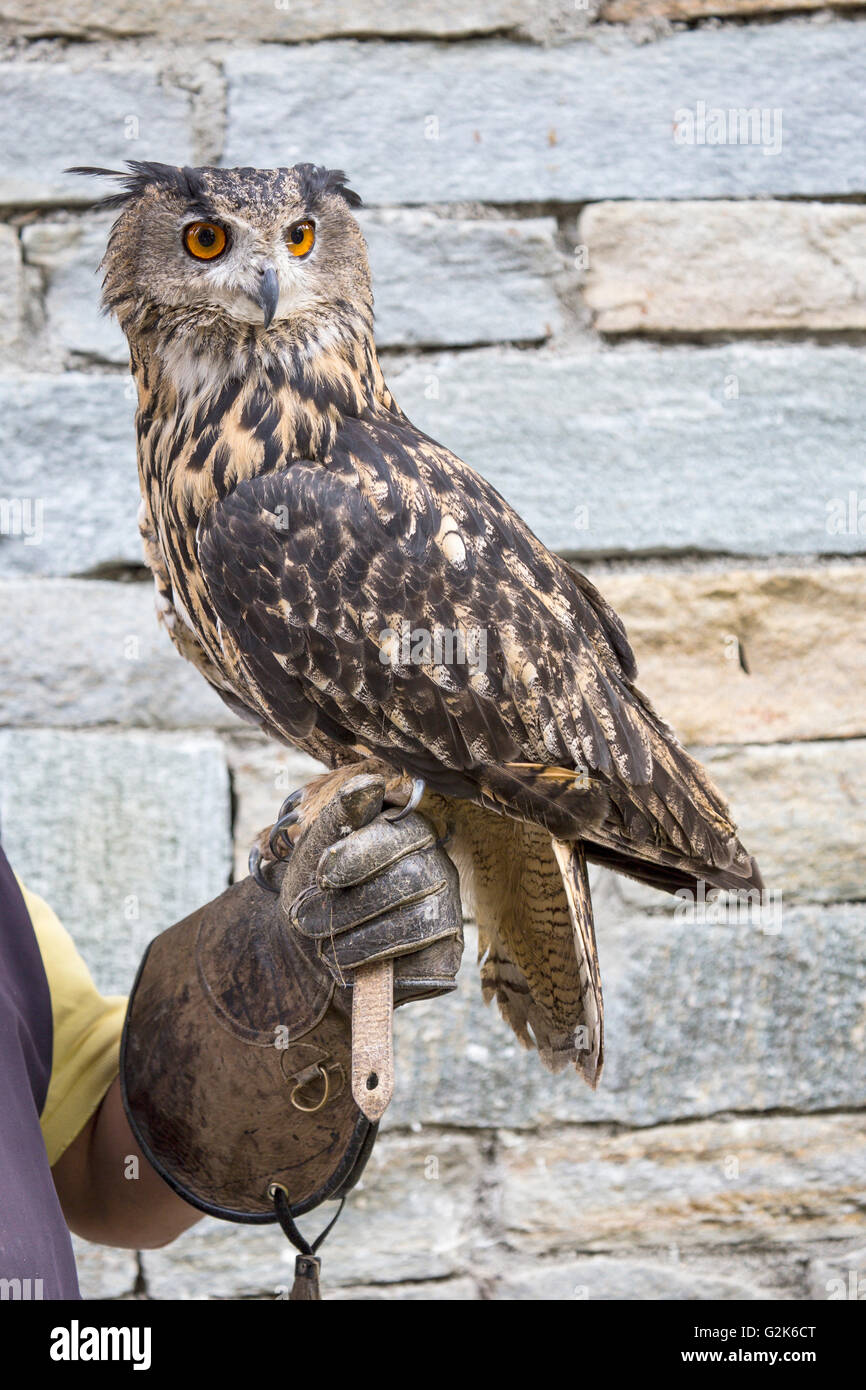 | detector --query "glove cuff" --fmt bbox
[120,875,376,1224]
